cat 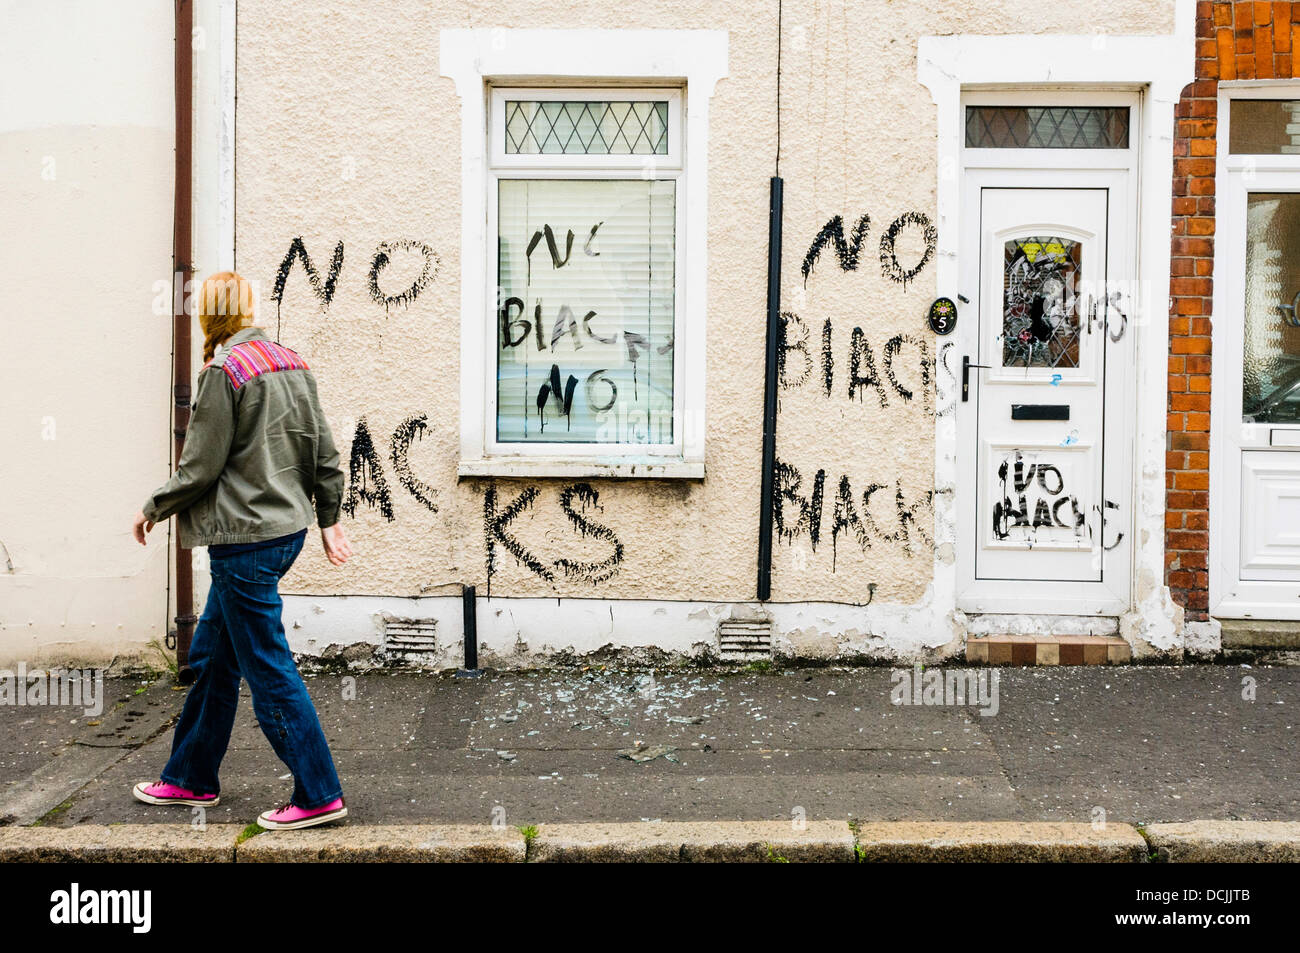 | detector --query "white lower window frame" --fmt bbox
[439,28,728,480]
